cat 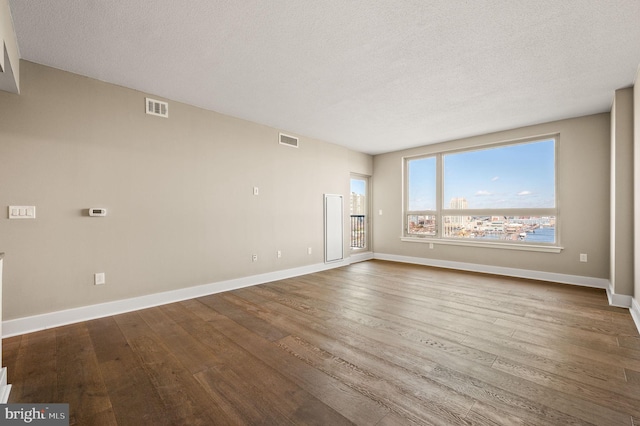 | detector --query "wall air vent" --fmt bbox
[145,98,168,118]
[279,133,299,148]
